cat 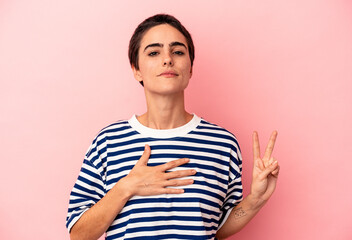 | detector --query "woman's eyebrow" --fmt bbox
[169,41,187,49]
[144,43,163,52]
[143,42,187,52]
